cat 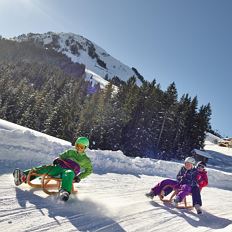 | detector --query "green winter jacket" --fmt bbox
[59,149,93,179]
